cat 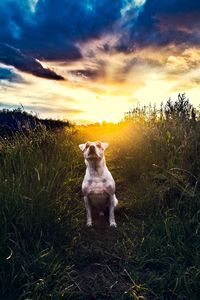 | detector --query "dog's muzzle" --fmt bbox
[88,145,96,155]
